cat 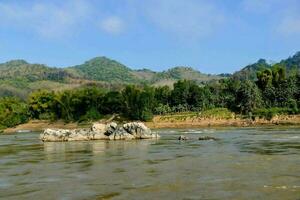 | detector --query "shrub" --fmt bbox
[253,107,291,120]
[0,97,29,128]
[79,108,102,122]
[140,109,154,122]
[199,108,233,119]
